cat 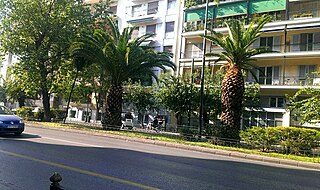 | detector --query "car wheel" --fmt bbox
[14,132,22,136]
